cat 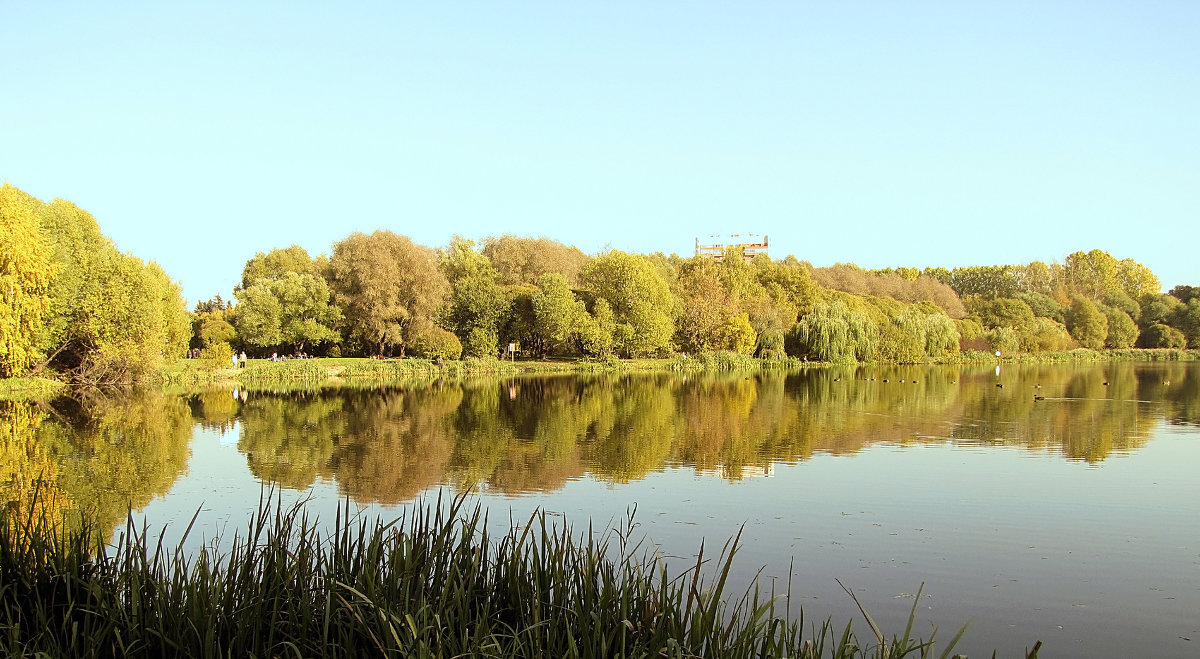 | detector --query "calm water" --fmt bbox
[5,361,1199,658]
